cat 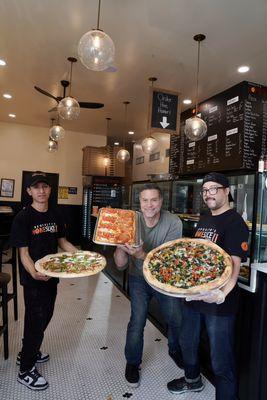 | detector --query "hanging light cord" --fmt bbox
[97,0,101,30]
[123,102,129,148]
[69,61,73,96]
[106,117,110,156]
[124,103,127,148]
[195,39,201,116]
